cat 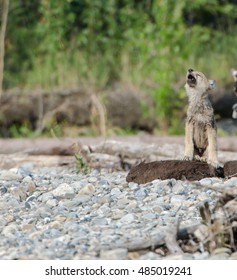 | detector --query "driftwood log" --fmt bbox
[0,88,156,137]
[126,160,237,183]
